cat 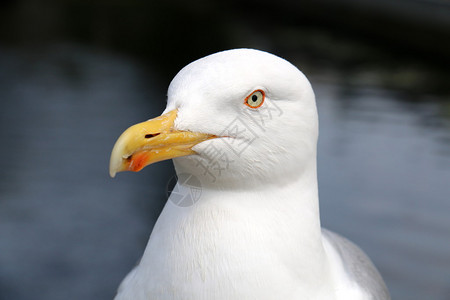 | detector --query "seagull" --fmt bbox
[109,49,390,300]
